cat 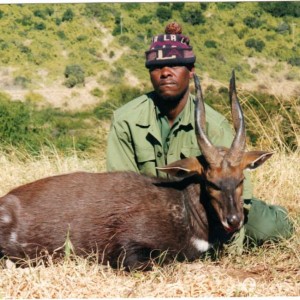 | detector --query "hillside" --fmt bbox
[0,2,299,109]
[0,2,299,154]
